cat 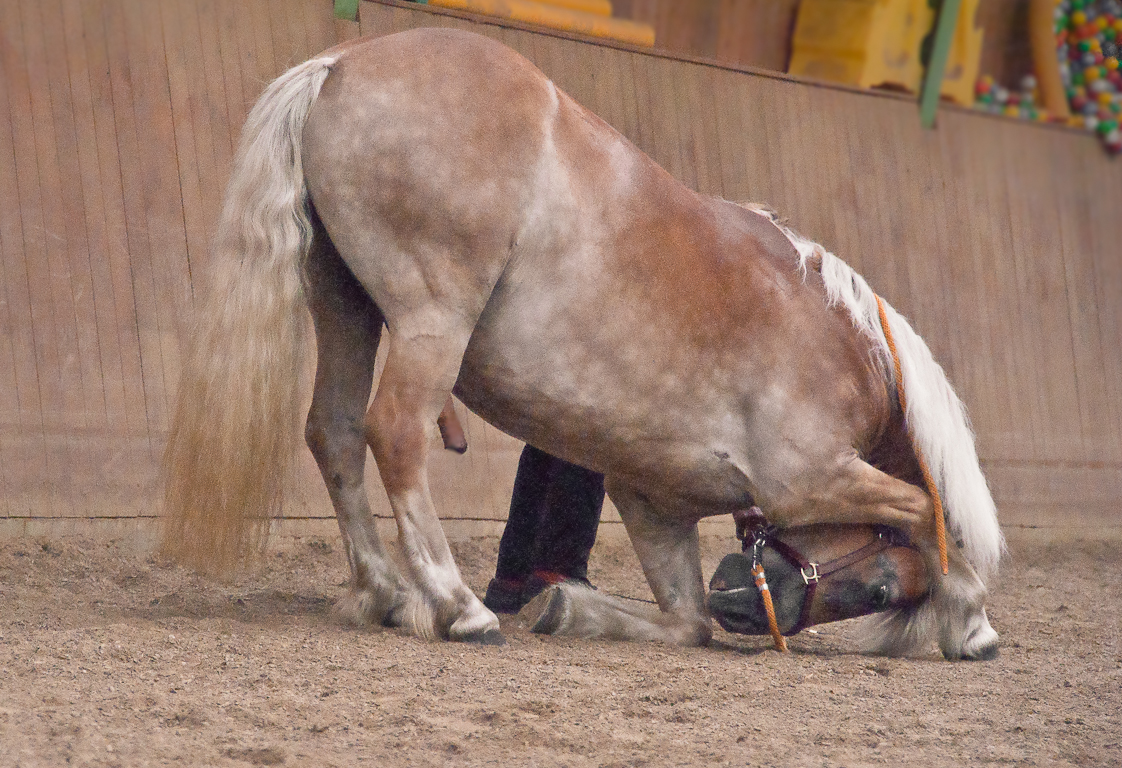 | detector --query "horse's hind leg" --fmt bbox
[363,314,501,644]
[304,229,408,627]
